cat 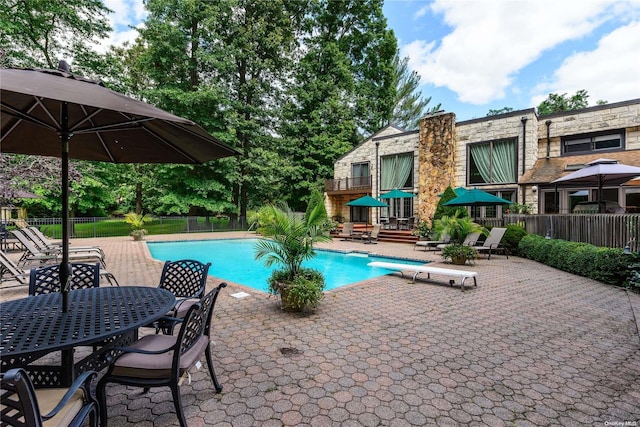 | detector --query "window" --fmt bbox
[381,153,413,190]
[351,163,370,188]
[468,139,517,185]
[562,131,623,155]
